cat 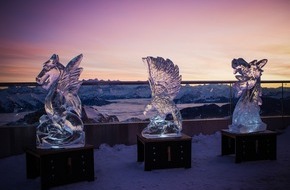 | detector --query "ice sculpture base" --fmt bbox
[221,129,277,163]
[37,143,85,149]
[137,133,192,171]
[141,117,182,139]
[37,132,86,149]
[228,123,267,134]
[142,133,182,139]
